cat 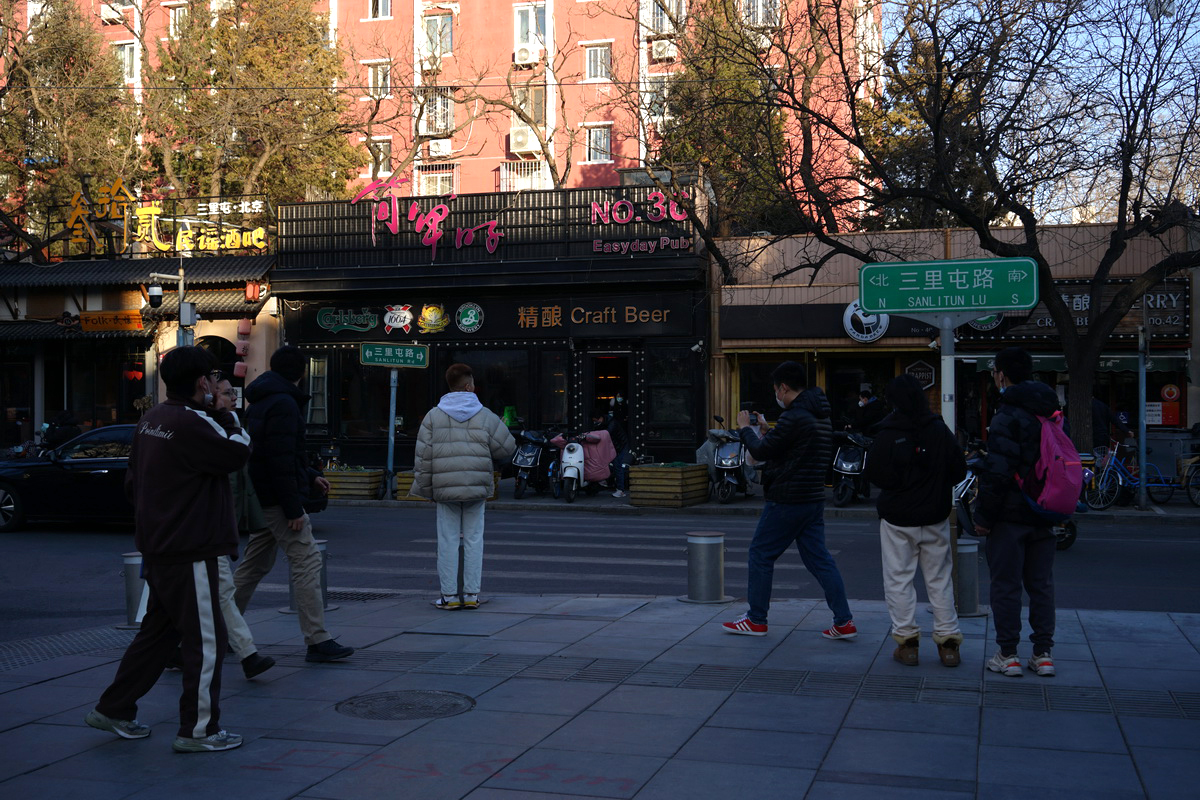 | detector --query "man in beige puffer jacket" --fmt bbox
[411,363,516,609]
